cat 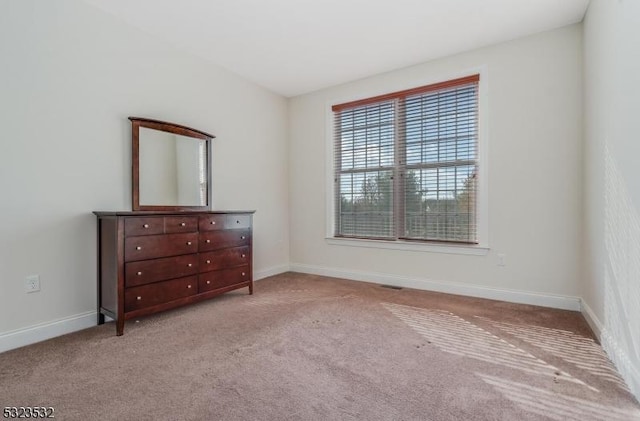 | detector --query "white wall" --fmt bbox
[0,0,289,345]
[289,25,583,308]
[582,0,640,398]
